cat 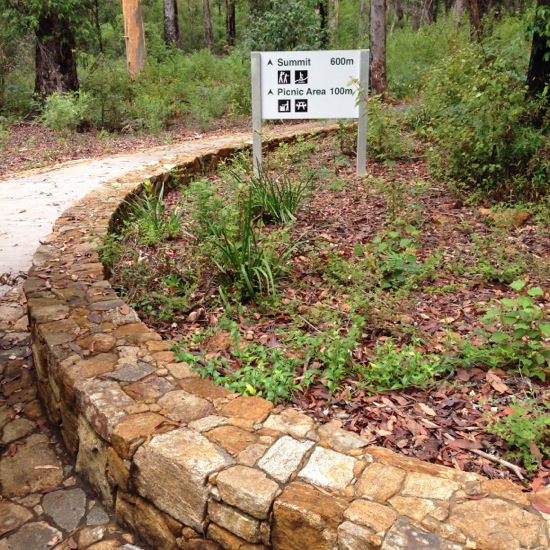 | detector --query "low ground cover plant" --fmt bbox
[102,132,550,486]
